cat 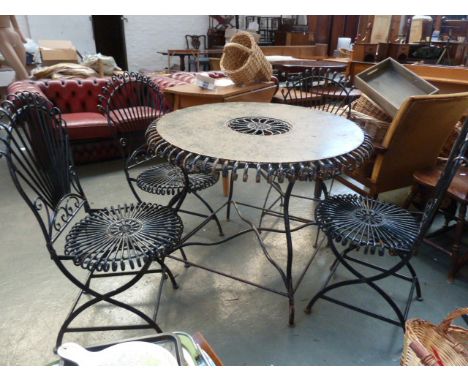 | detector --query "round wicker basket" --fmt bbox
[401,307,468,366]
[220,32,272,85]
